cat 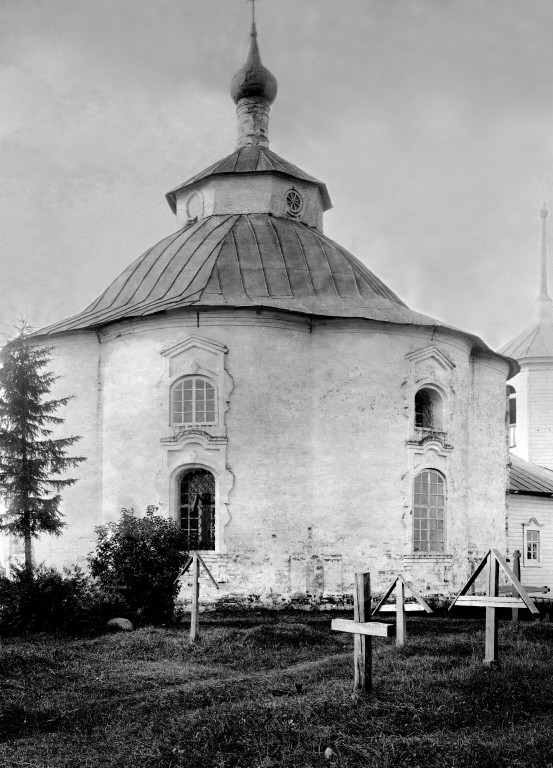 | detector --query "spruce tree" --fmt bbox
[0,323,85,569]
